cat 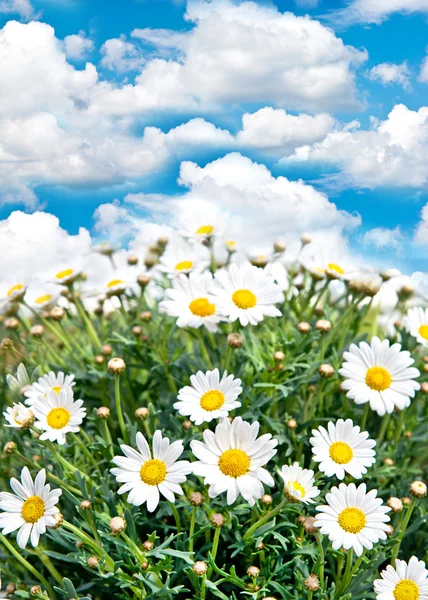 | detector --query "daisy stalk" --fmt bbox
[114,373,129,444]
[243,497,288,541]
[390,496,417,562]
